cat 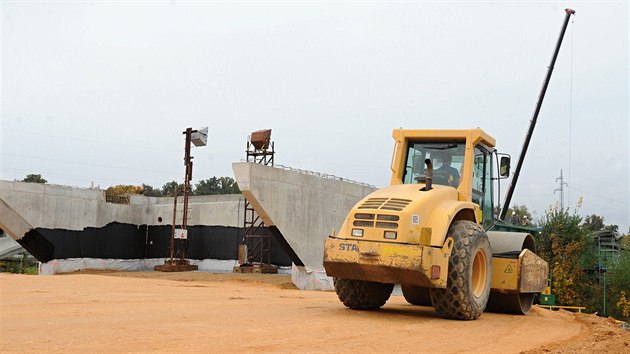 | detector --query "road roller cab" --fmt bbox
[323,128,549,320]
